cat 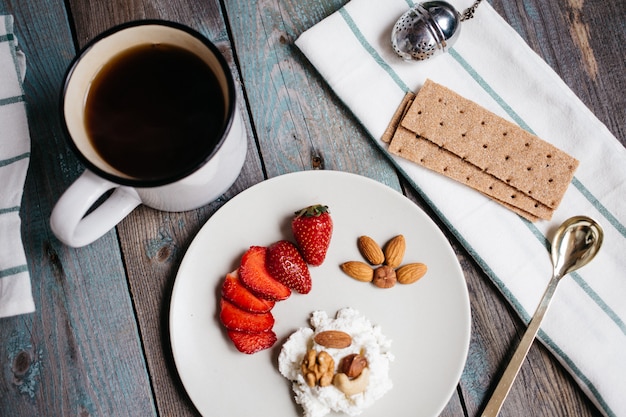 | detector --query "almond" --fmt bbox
[396,262,428,284]
[383,234,406,268]
[314,330,352,349]
[340,261,374,282]
[357,236,384,265]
